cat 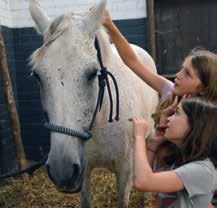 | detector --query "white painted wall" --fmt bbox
[1,0,147,28]
[0,0,13,27]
